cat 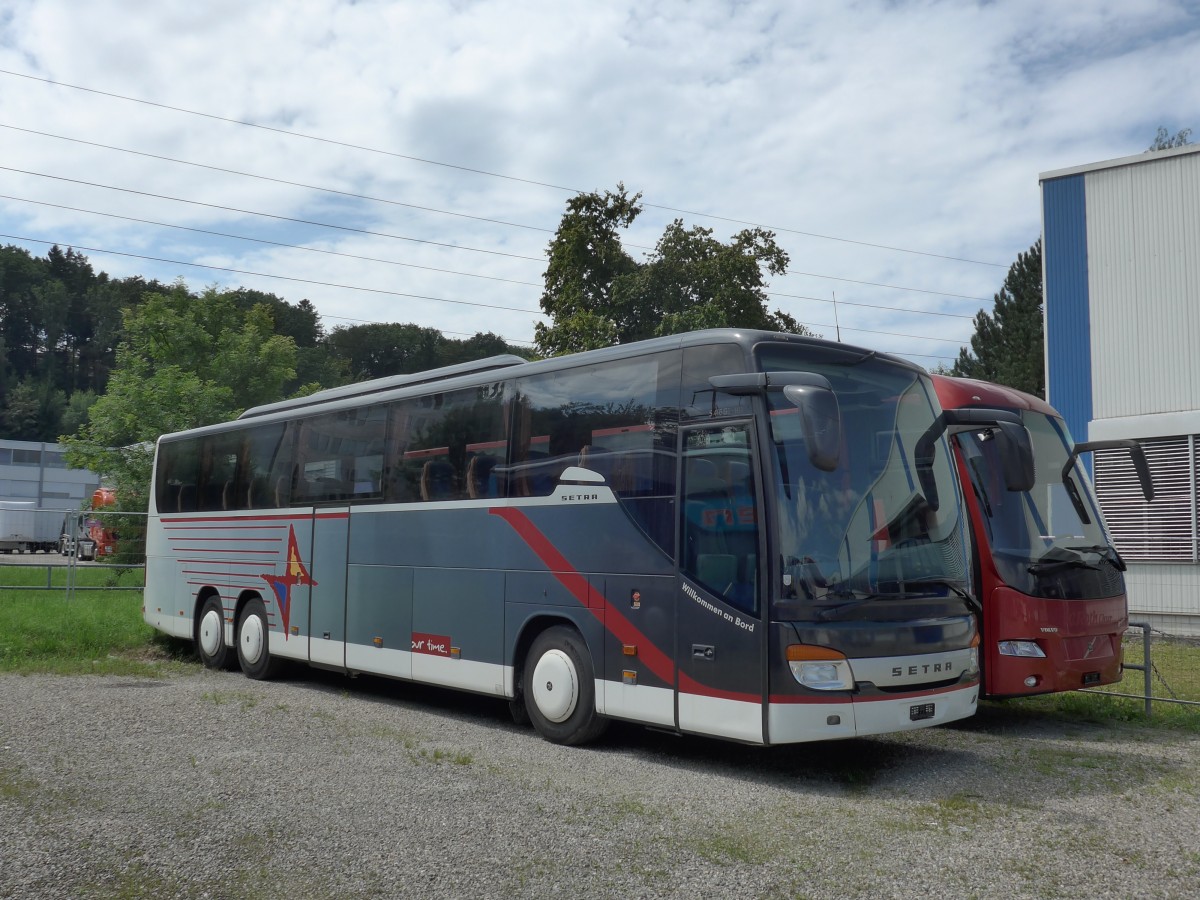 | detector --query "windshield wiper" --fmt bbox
[894,578,979,615]
[1065,544,1126,570]
[1027,544,1125,575]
